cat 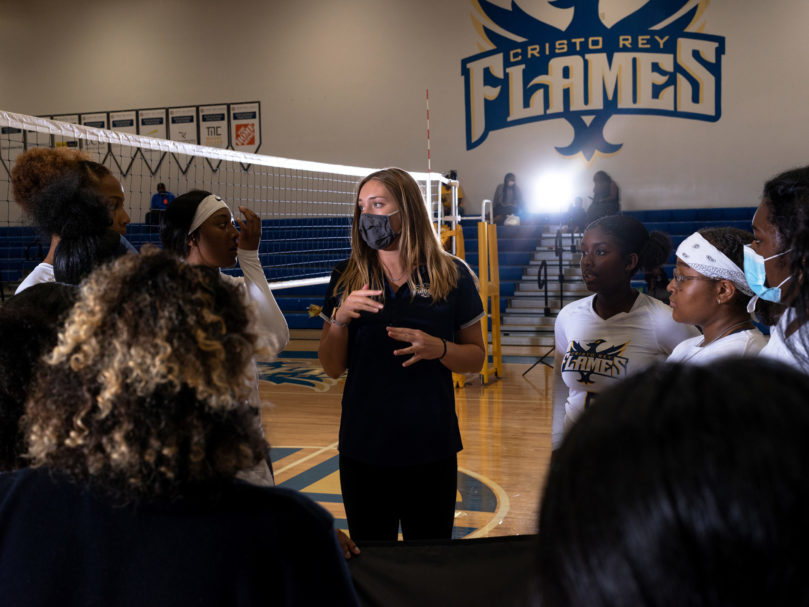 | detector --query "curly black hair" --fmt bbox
[23,248,267,501]
[10,149,117,237]
[0,283,77,470]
